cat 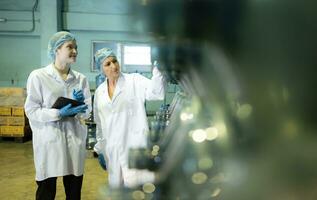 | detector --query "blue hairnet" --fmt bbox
[94,48,116,70]
[47,31,76,60]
